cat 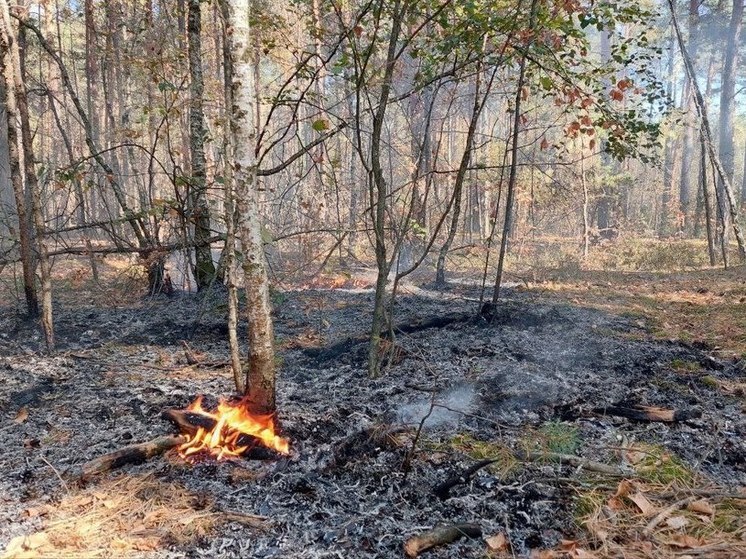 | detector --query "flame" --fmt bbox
[178,396,290,460]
